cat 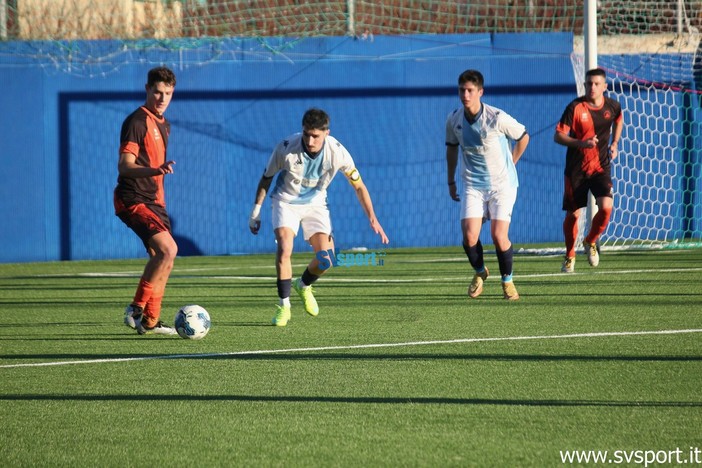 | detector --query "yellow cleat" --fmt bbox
[293,278,319,316]
[502,281,520,301]
[468,267,489,299]
[272,304,291,327]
